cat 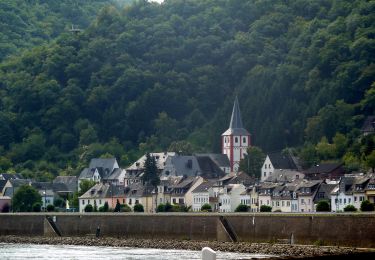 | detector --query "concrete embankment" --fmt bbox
[1,213,375,248]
